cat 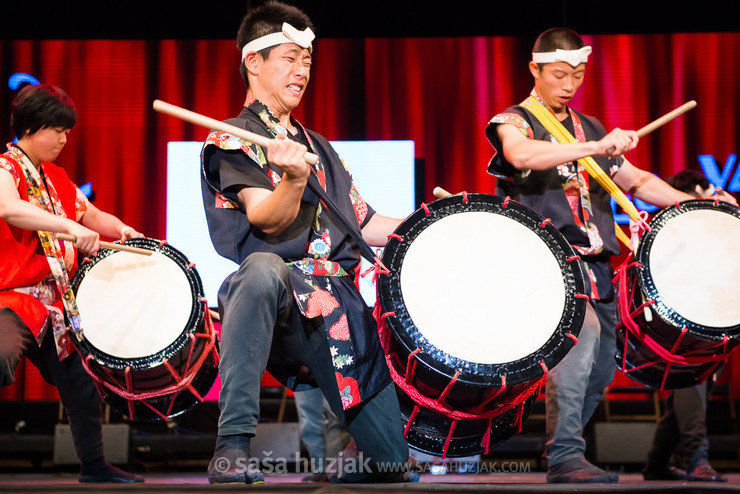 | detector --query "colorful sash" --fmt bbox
[521,93,639,249]
[13,147,83,358]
